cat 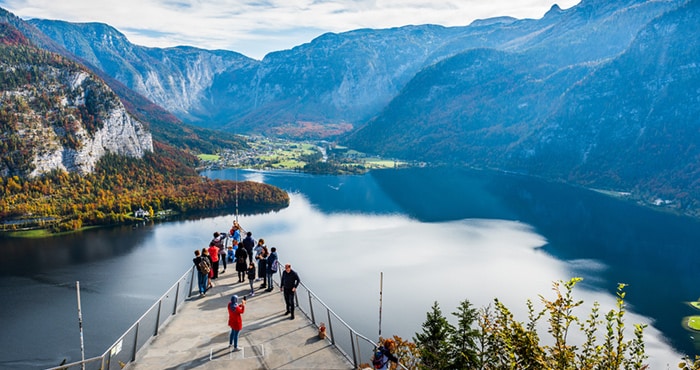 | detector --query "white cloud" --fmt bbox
[1,0,580,59]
